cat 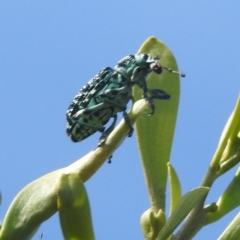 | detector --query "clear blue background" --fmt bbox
[0,1,239,239]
